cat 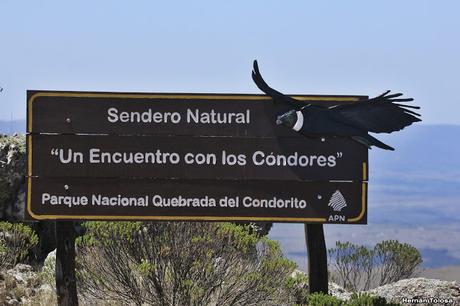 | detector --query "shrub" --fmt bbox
[76,221,296,306]
[328,241,374,291]
[38,249,55,290]
[303,292,402,306]
[374,240,422,286]
[307,293,342,306]
[328,240,422,291]
[0,222,38,270]
[285,271,309,305]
